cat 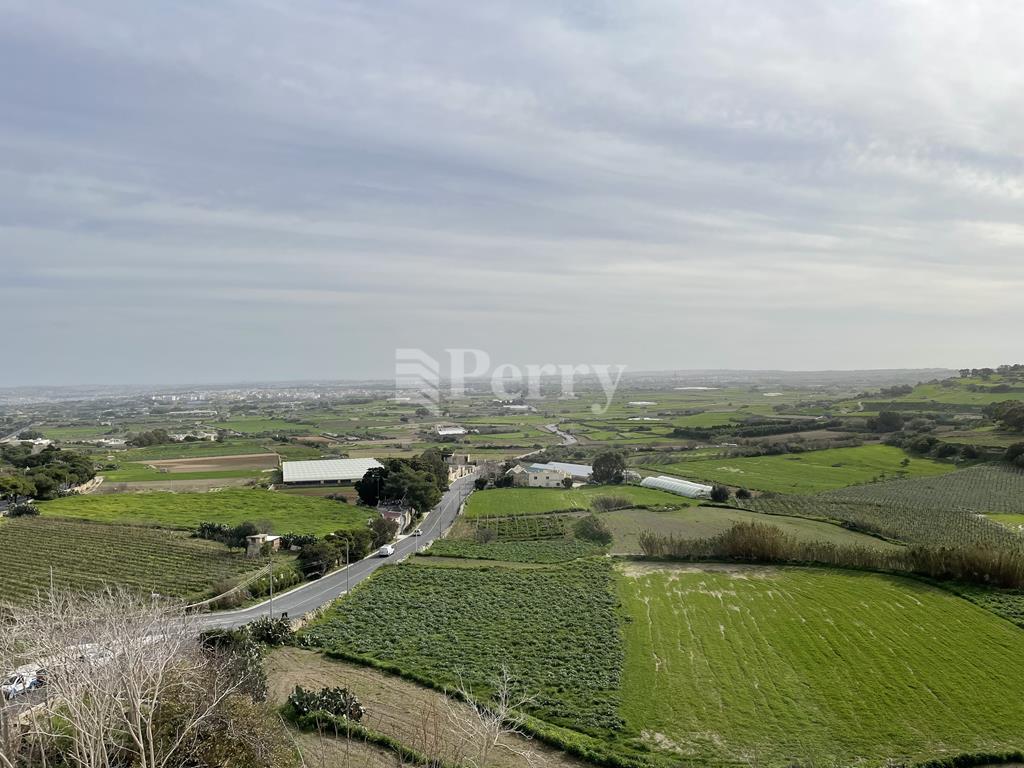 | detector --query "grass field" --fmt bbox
[618,563,1024,766]
[988,514,1024,531]
[602,506,903,554]
[425,538,606,563]
[464,485,690,519]
[302,558,624,735]
[0,517,268,604]
[40,489,372,536]
[212,417,314,433]
[643,445,954,494]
